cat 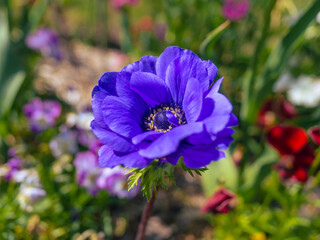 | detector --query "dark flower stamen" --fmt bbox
[144,104,186,132]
